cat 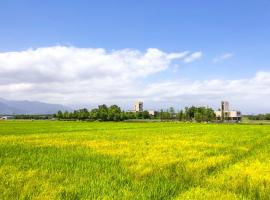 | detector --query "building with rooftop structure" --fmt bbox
[215,101,241,122]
